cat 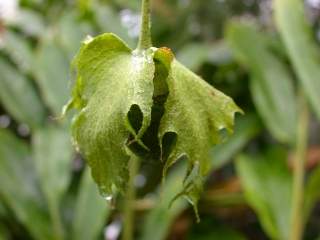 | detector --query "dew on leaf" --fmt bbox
[99,185,113,202]
[71,138,80,152]
[83,35,93,44]
[132,47,157,71]
[104,195,113,201]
